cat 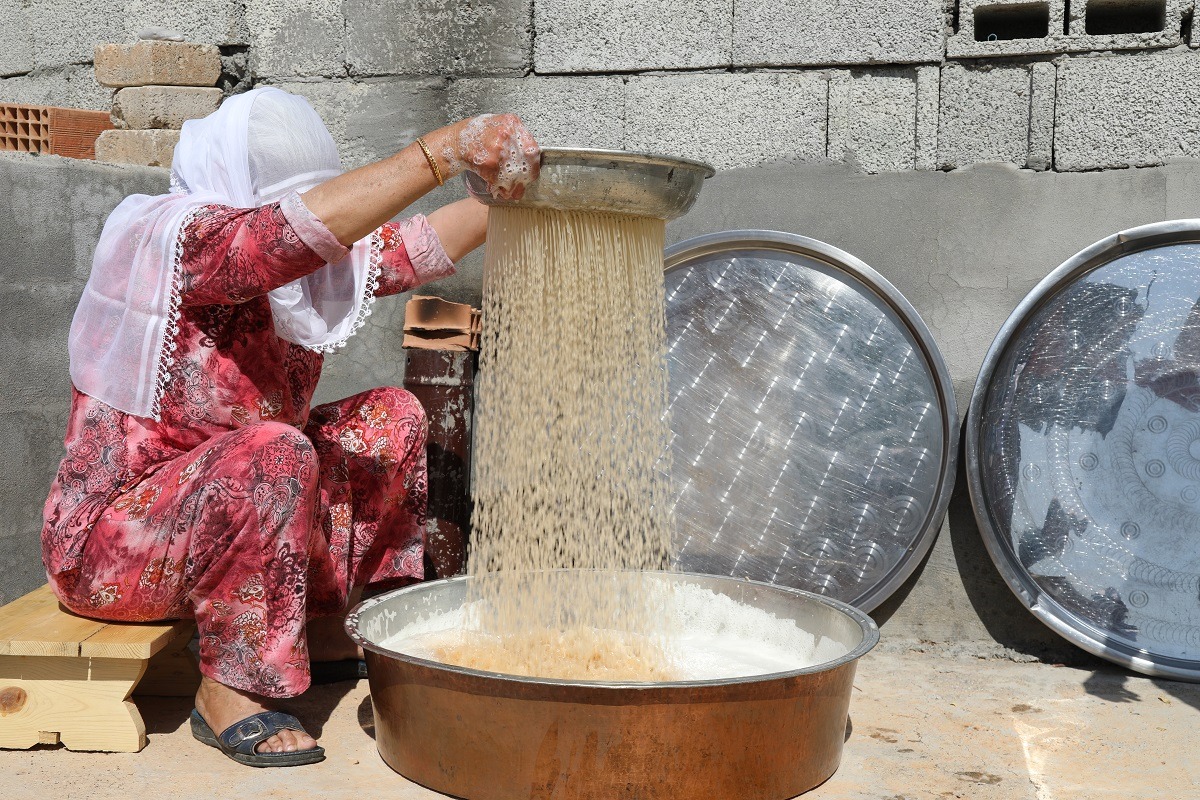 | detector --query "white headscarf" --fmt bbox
[69,87,379,420]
